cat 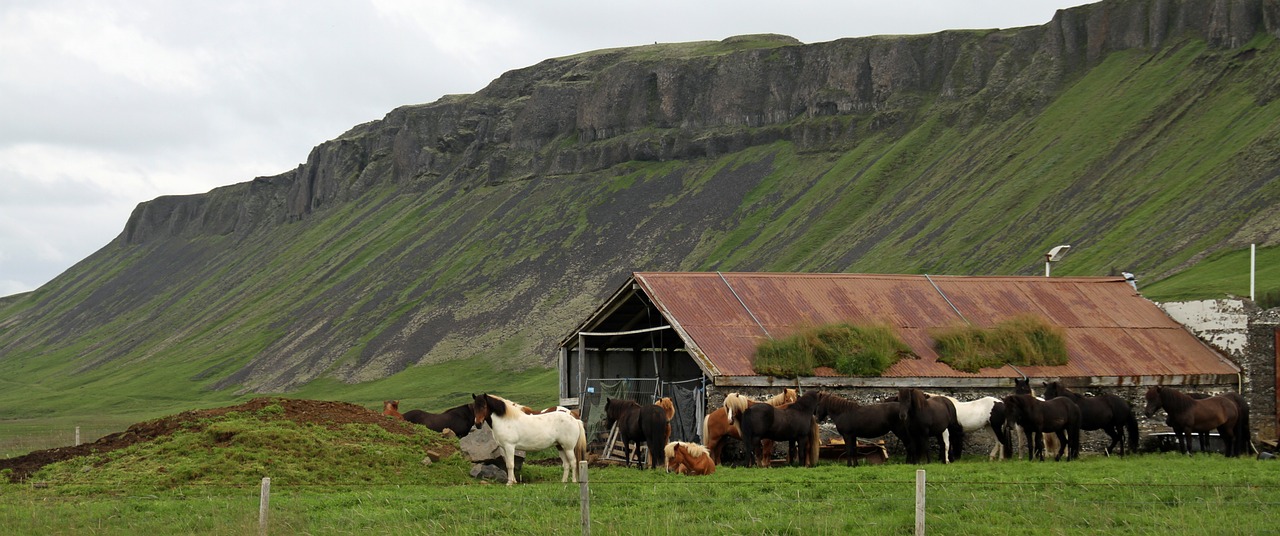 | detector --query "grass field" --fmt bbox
[2,453,1276,535]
